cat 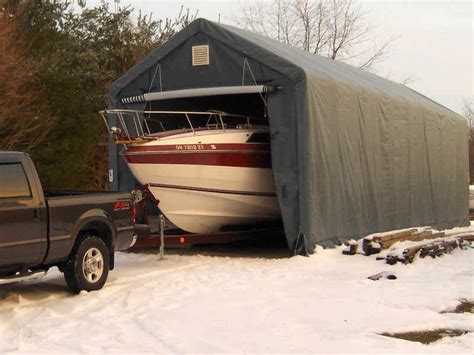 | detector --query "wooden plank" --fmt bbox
[342,242,358,255]
[377,230,445,250]
[363,229,418,255]
[368,271,397,281]
[407,231,445,242]
[449,234,474,241]
[372,228,420,250]
[362,238,380,255]
[372,228,419,243]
